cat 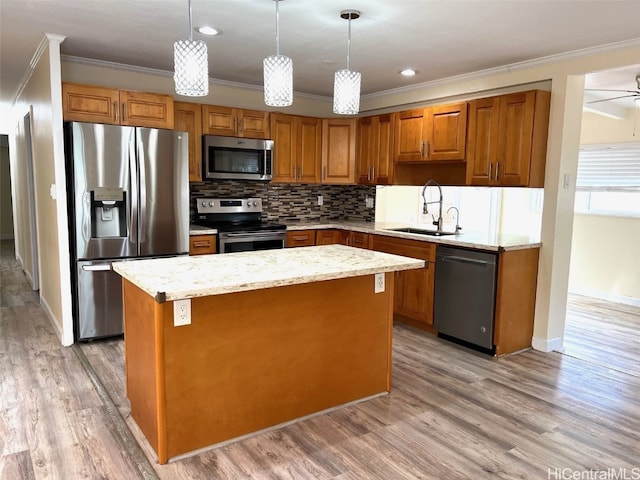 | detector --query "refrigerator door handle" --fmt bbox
[137,132,147,243]
[129,130,138,247]
[81,264,112,272]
